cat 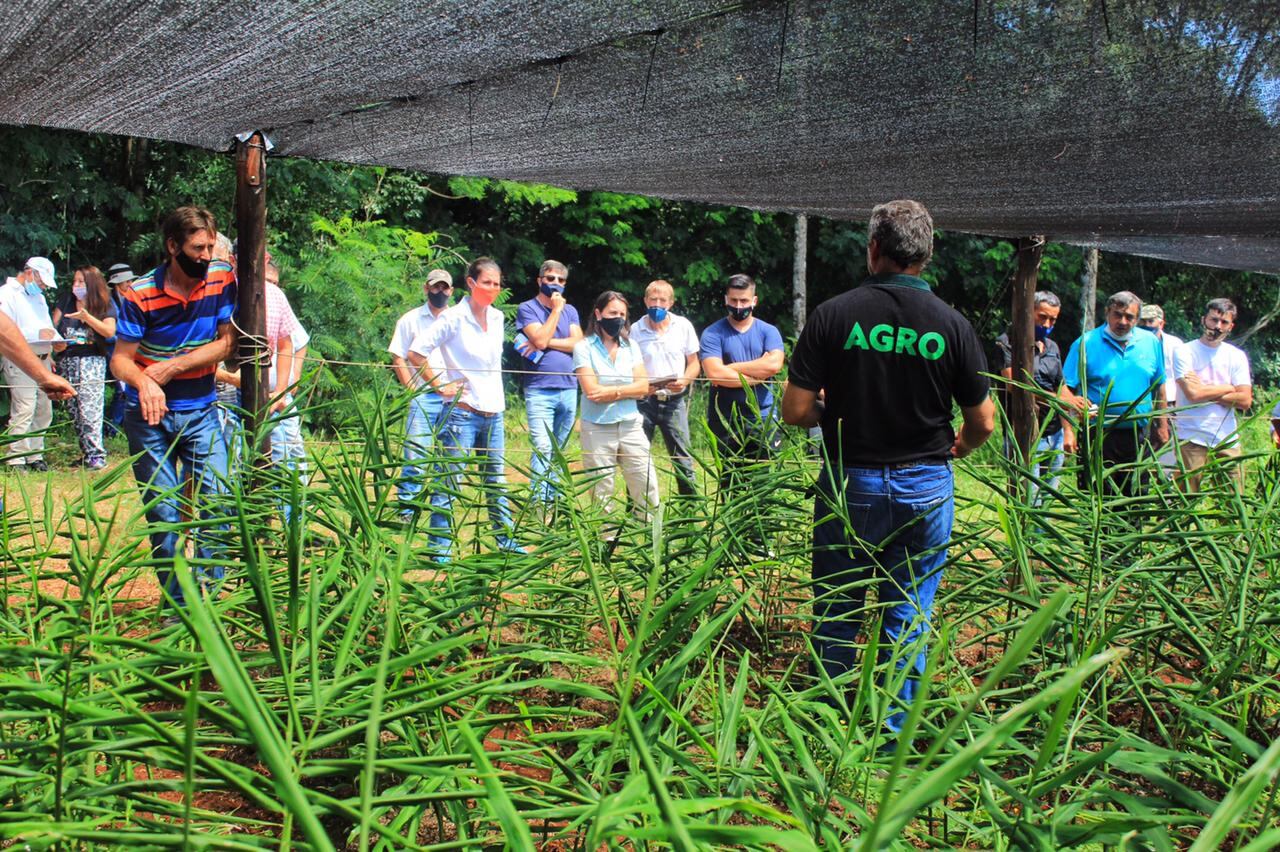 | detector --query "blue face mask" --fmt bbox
[539,283,564,298]
[25,281,42,297]
[647,306,668,323]
[1035,324,1053,341]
